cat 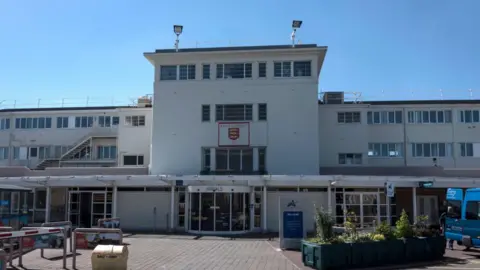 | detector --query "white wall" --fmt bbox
[115,108,153,167]
[148,47,324,175]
